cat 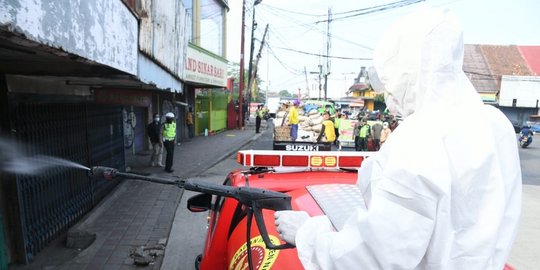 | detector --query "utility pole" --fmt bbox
[266,30,269,103]
[324,7,332,101]
[238,0,246,129]
[248,24,269,97]
[247,0,263,112]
